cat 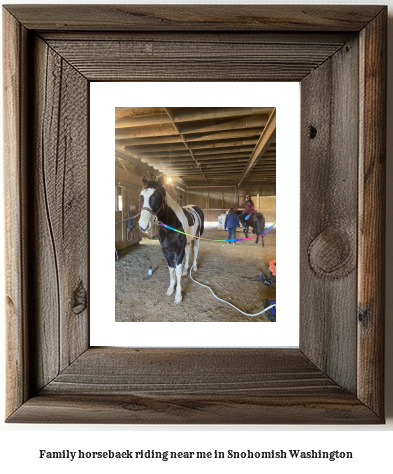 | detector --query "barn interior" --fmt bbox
[115,107,276,322]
